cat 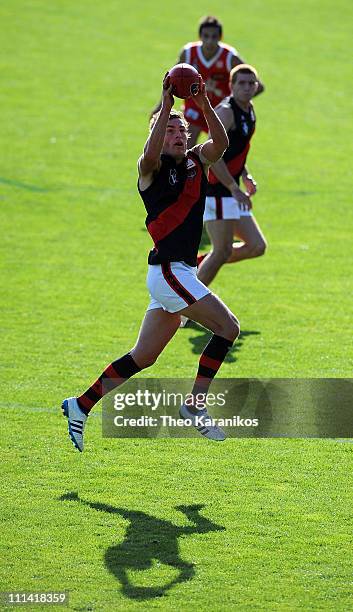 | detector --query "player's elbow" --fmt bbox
[219,132,229,153]
[207,141,228,163]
